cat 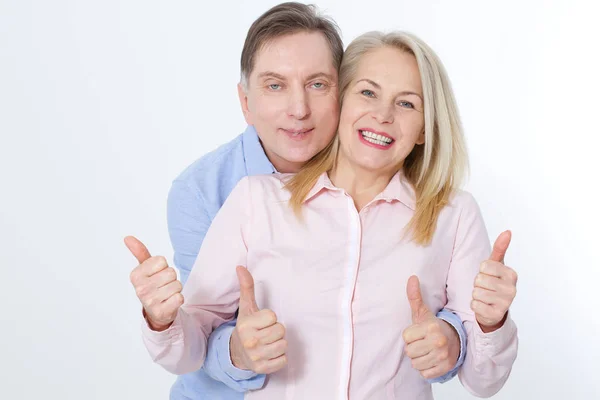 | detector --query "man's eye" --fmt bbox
[269,84,281,90]
[312,82,325,89]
